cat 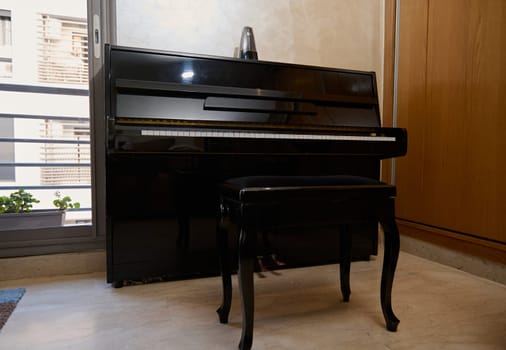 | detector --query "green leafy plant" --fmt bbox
[0,189,40,213]
[53,191,80,211]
